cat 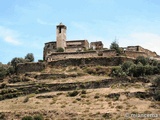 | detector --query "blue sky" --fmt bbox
[0,0,160,64]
